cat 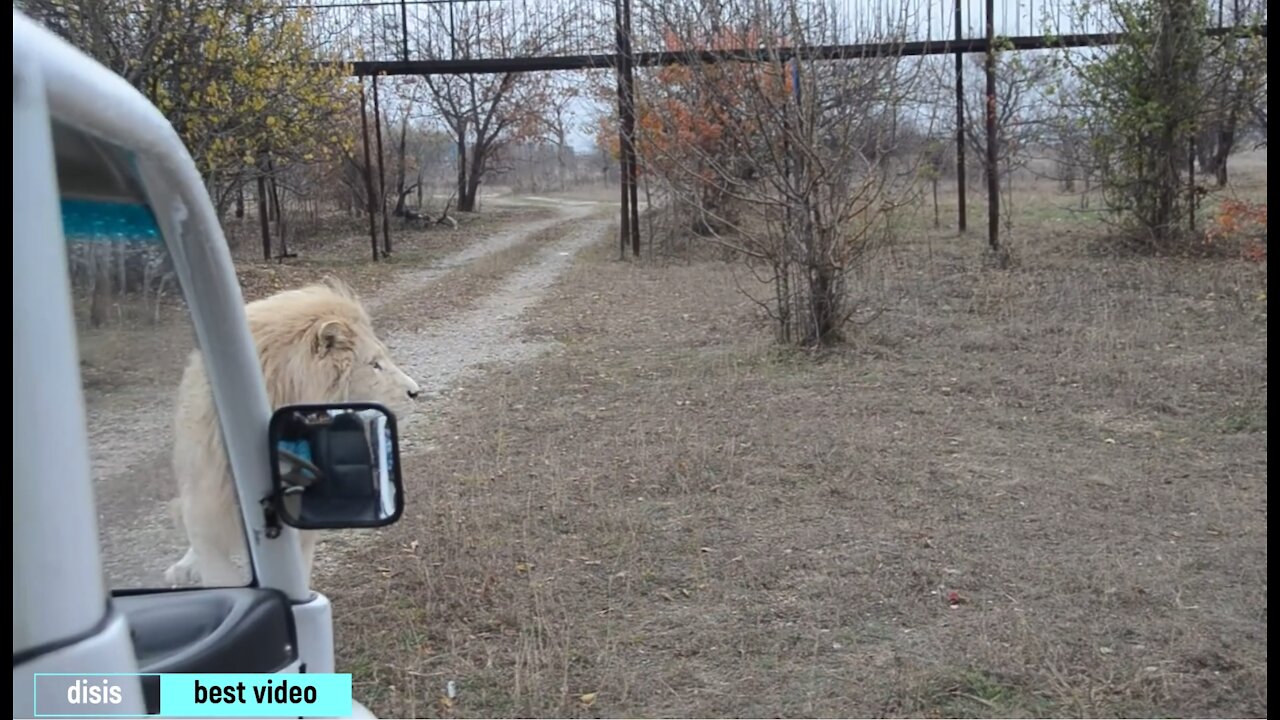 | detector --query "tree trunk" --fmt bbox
[394,113,410,216]
[932,177,940,228]
[460,171,482,213]
[1212,128,1233,186]
[556,126,568,191]
[458,137,486,213]
[455,128,472,212]
[256,164,272,261]
[266,153,287,258]
[805,264,842,346]
[1196,129,1216,173]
